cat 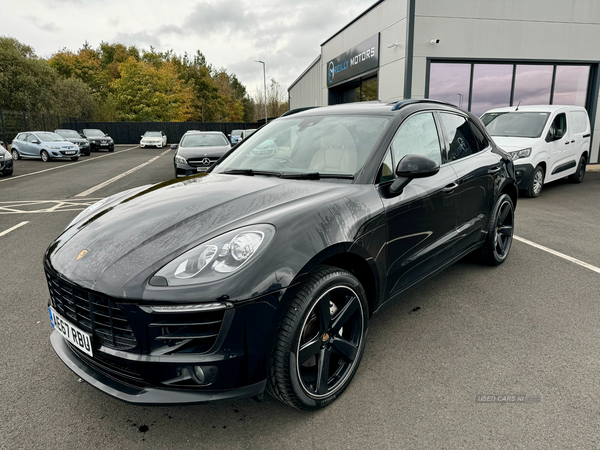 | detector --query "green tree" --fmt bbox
[0,37,58,112]
[111,58,192,121]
